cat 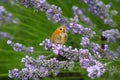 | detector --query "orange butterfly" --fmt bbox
[50,25,68,44]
